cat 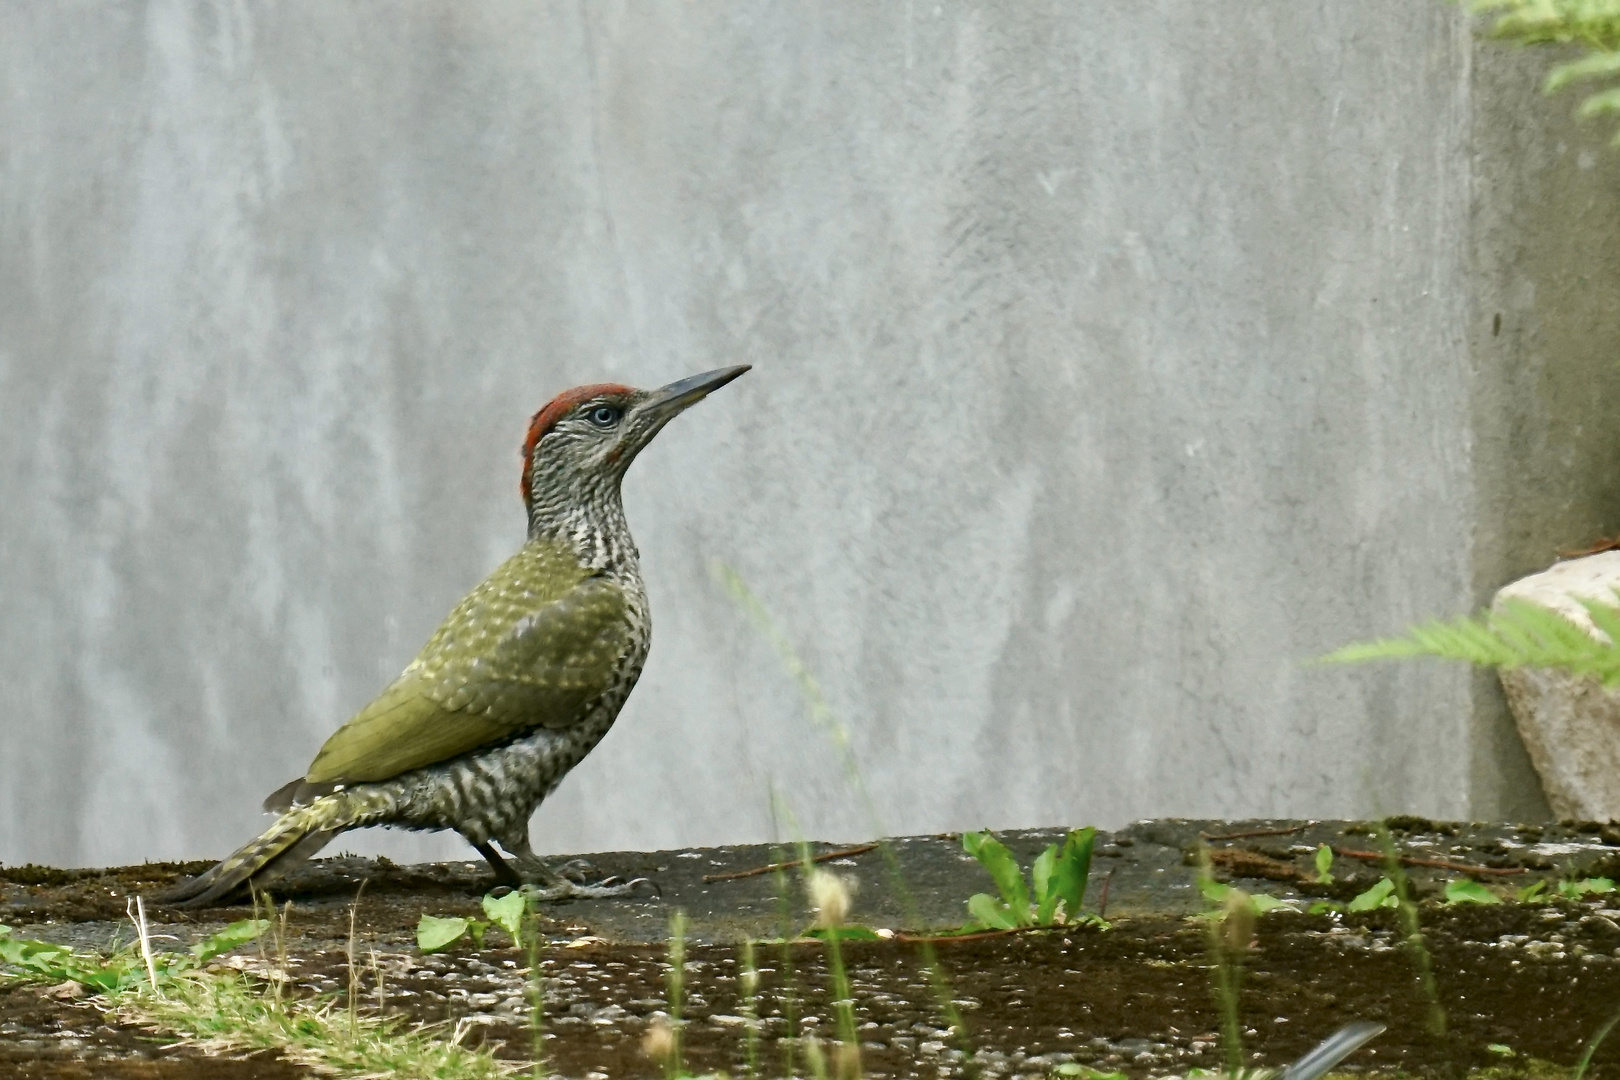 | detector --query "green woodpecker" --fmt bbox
[162,366,750,907]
